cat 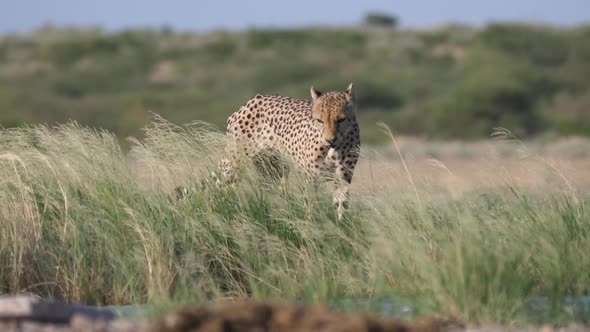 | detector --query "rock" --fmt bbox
[0,295,116,324]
